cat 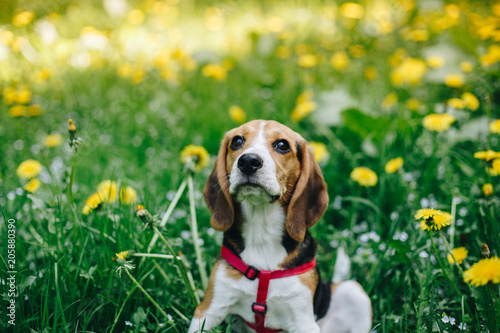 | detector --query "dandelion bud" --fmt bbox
[114,250,135,276]
[136,204,154,226]
[115,251,129,265]
[68,119,81,148]
[68,119,77,134]
[178,251,191,269]
[481,243,490,259]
